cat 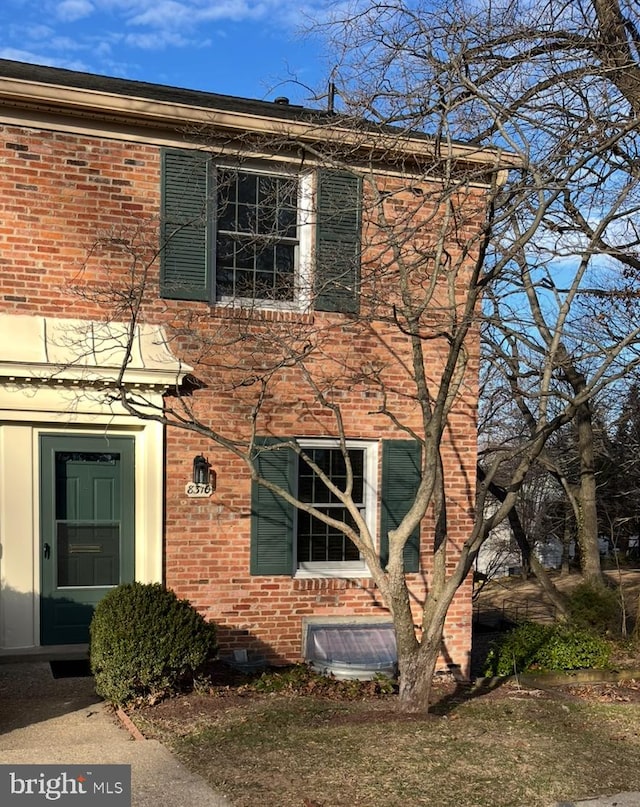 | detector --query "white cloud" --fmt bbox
[6,0,332,41]
[56,0,95,22]
[94,40,112,56]
[49,35,86,51]
[21,24,56,41]
[124,30,190,49]
[128,1,196,28]
[102,0,329,30]
[128,0,264,28]
[0,47,88,71]
[0,47,52,62]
